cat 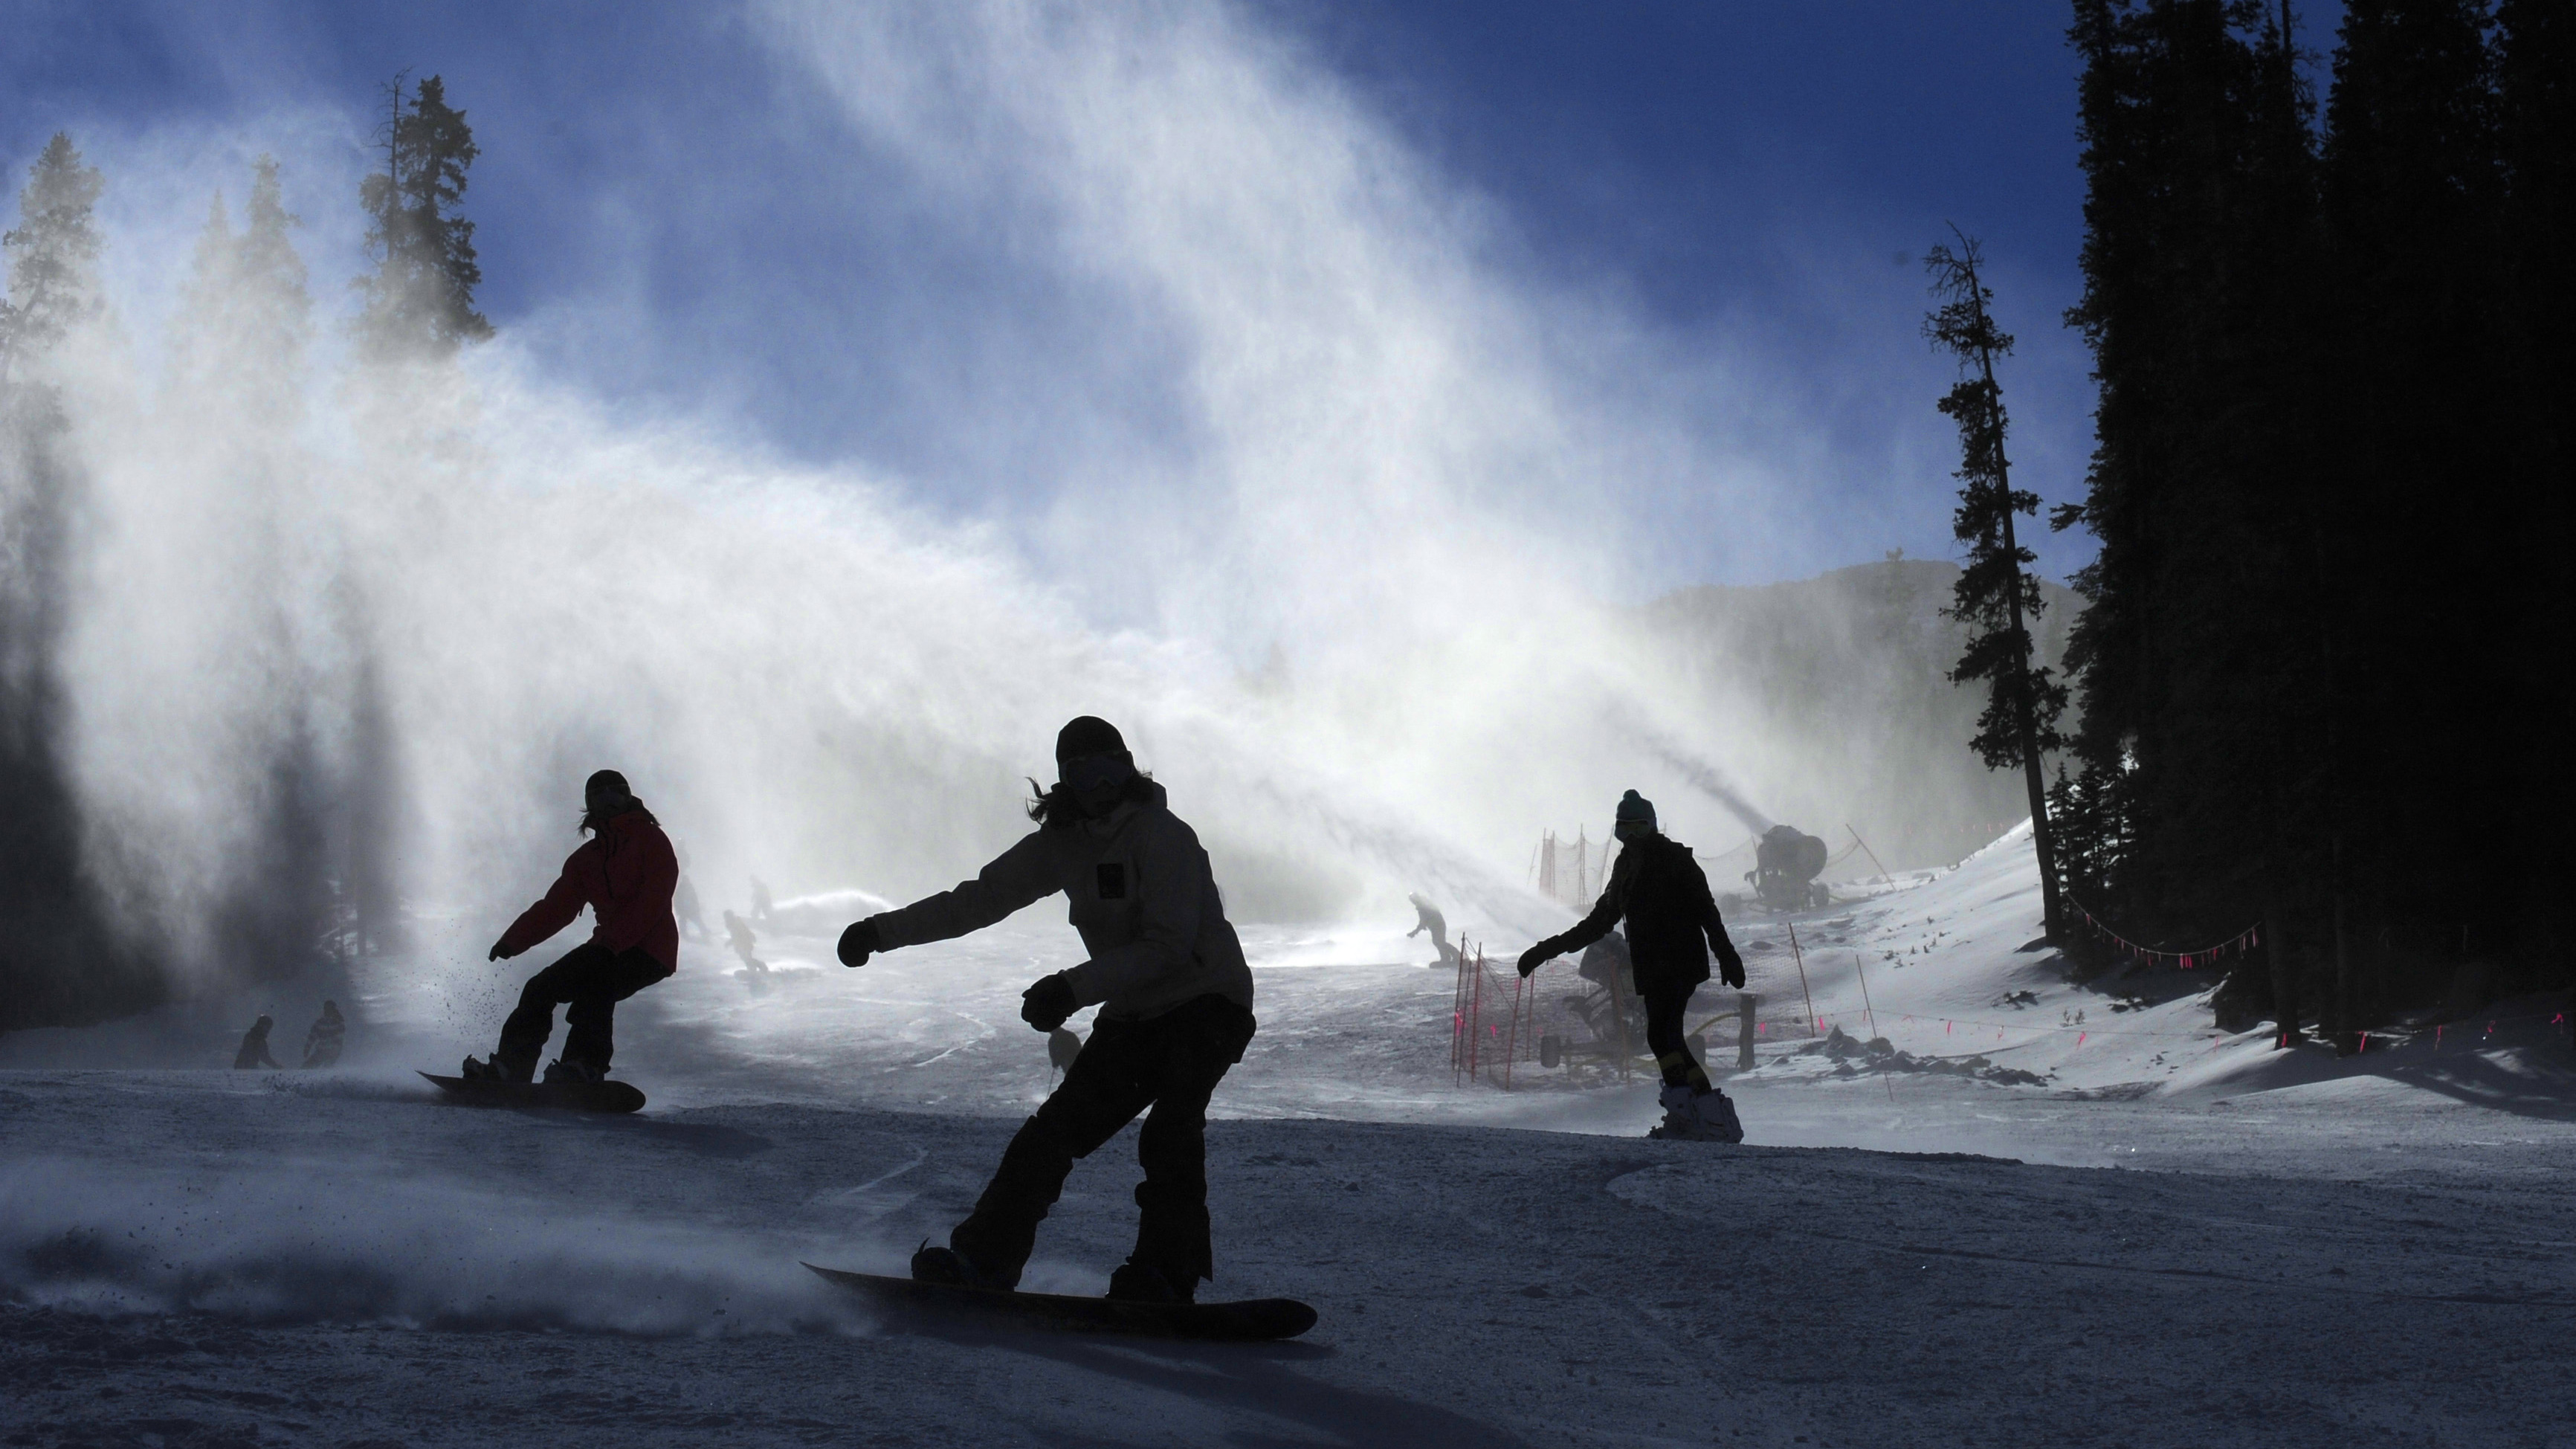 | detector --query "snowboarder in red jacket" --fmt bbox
[462,770,679,1085]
